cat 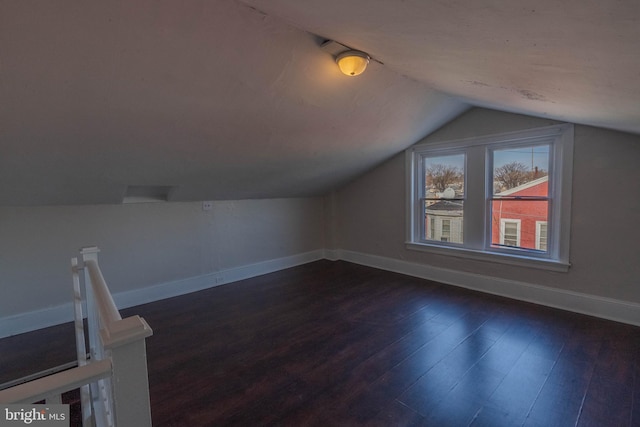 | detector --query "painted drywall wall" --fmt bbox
[332,108,640,304]
[0,198,325,322]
